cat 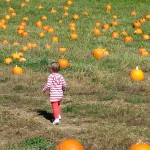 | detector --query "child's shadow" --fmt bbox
[36,109,54,123]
